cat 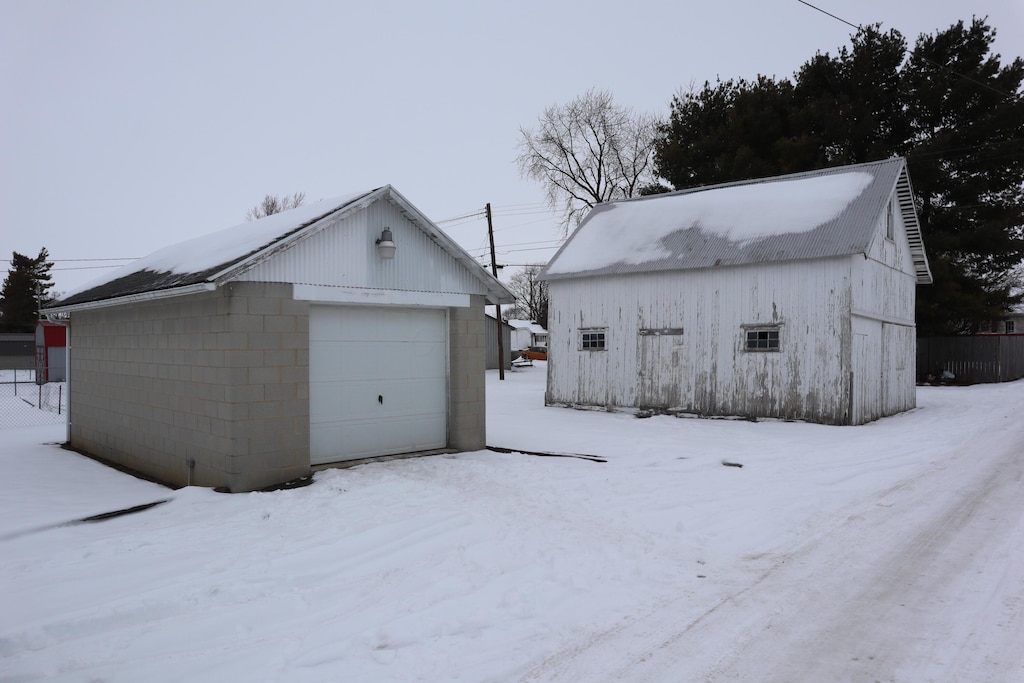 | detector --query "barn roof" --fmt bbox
[542,157,932,284]
[48,186,512,312]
